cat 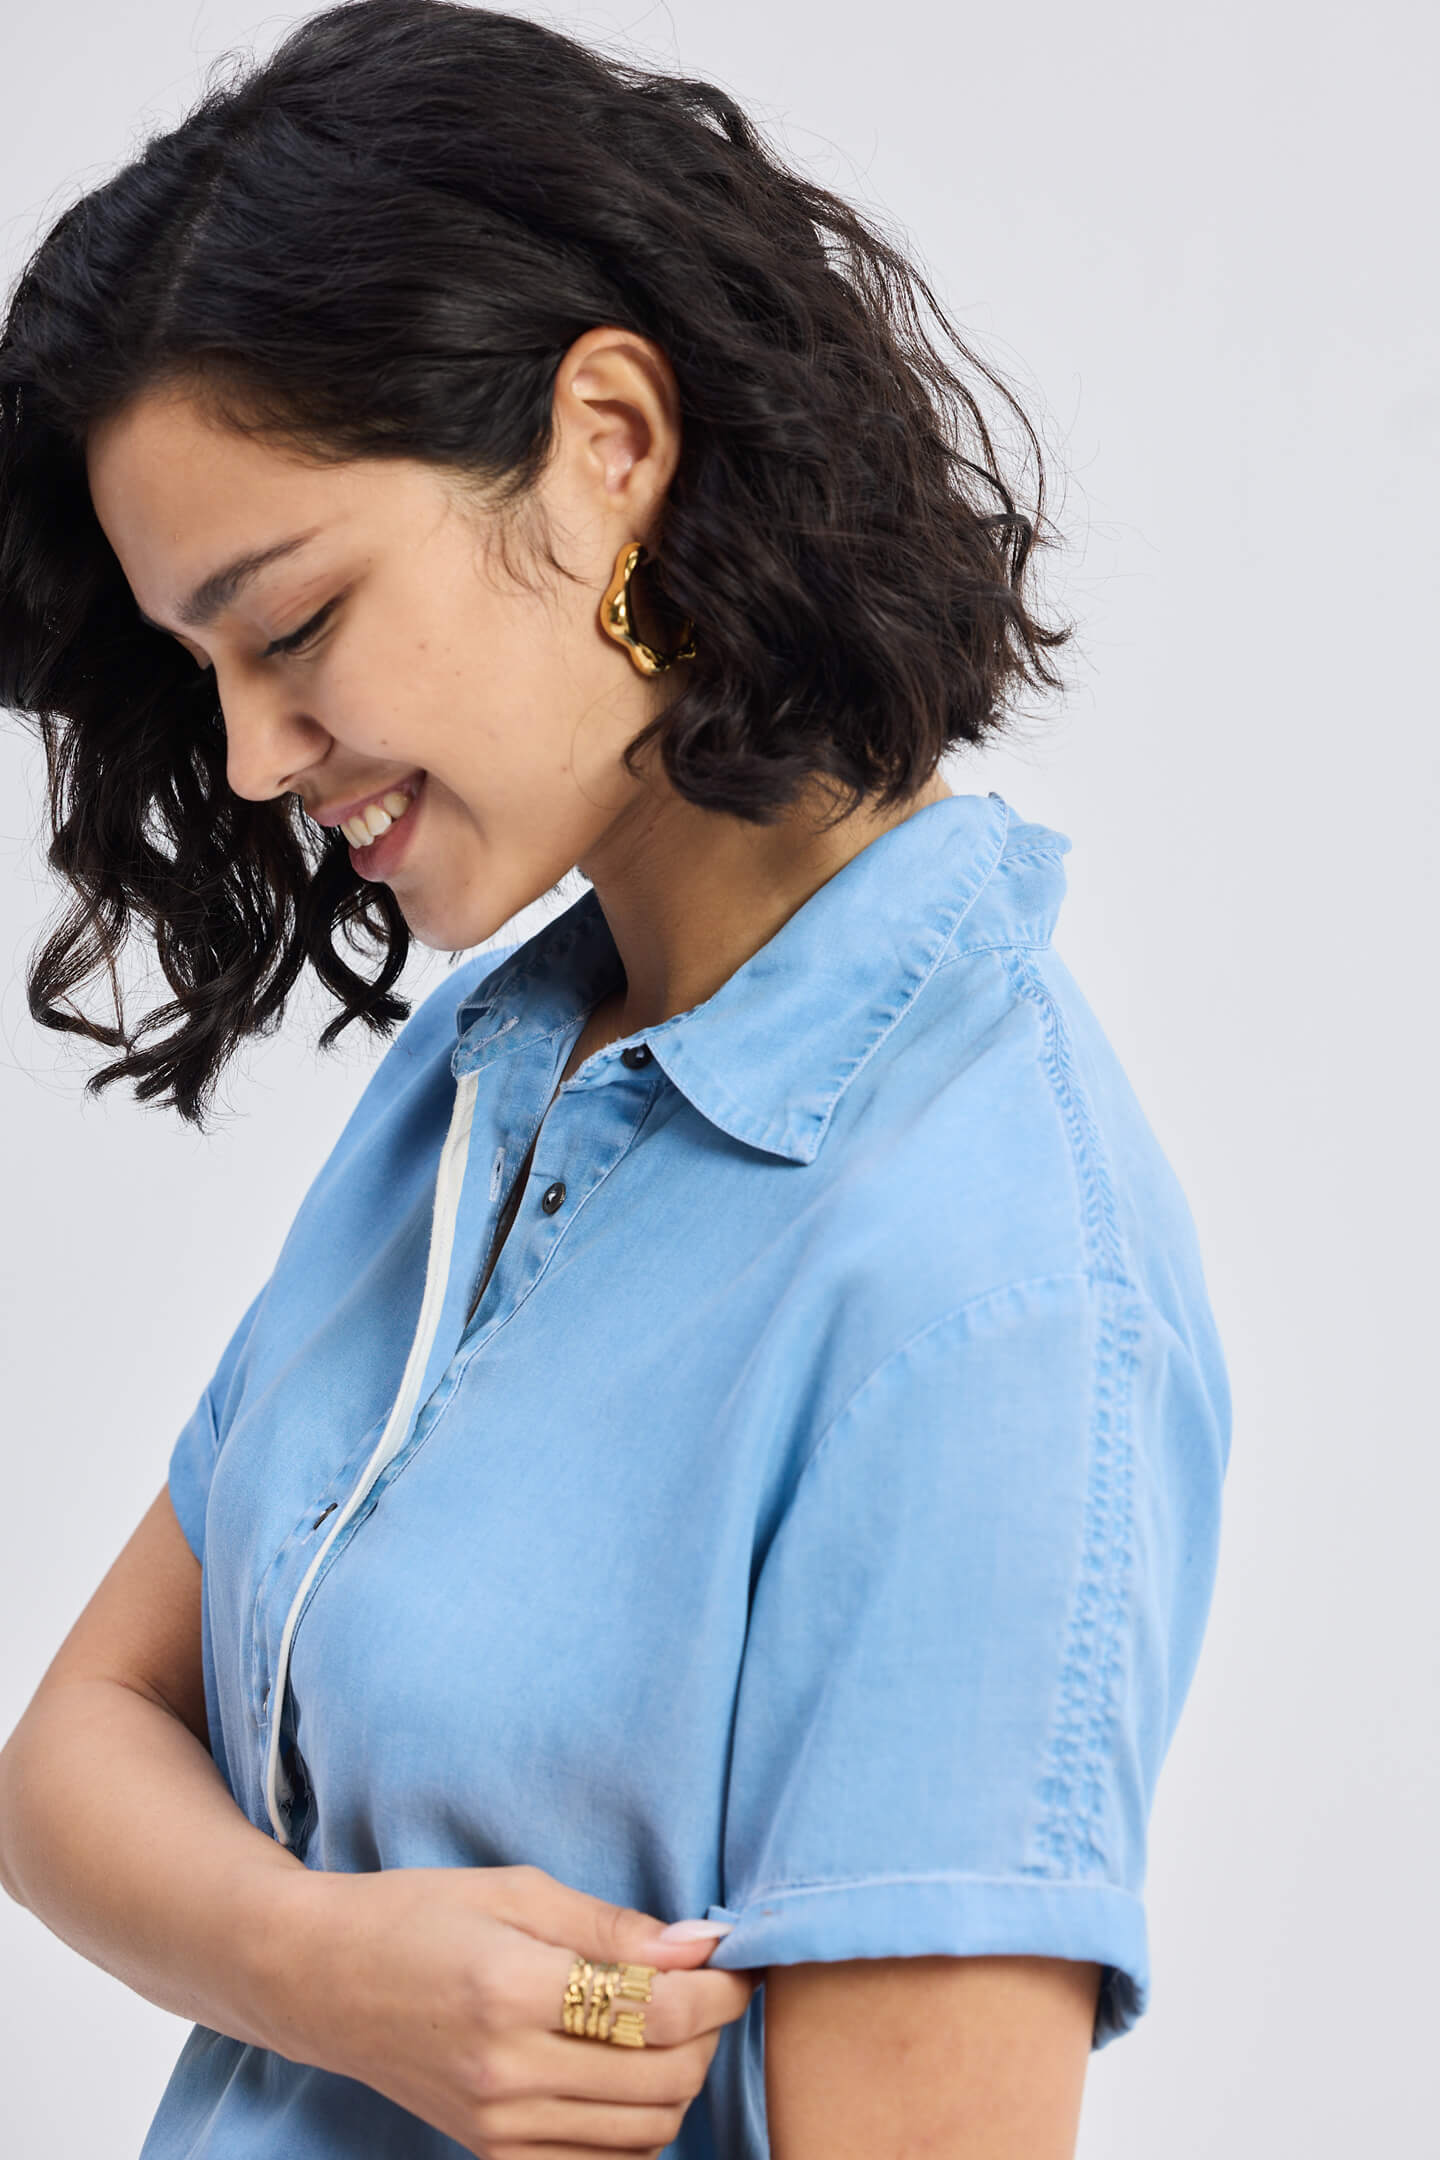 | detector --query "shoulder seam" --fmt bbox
[987,948,1143,1881]
[995,948,1130,1285]
[793,1268,1104,1492]
[933,936,1053,966]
